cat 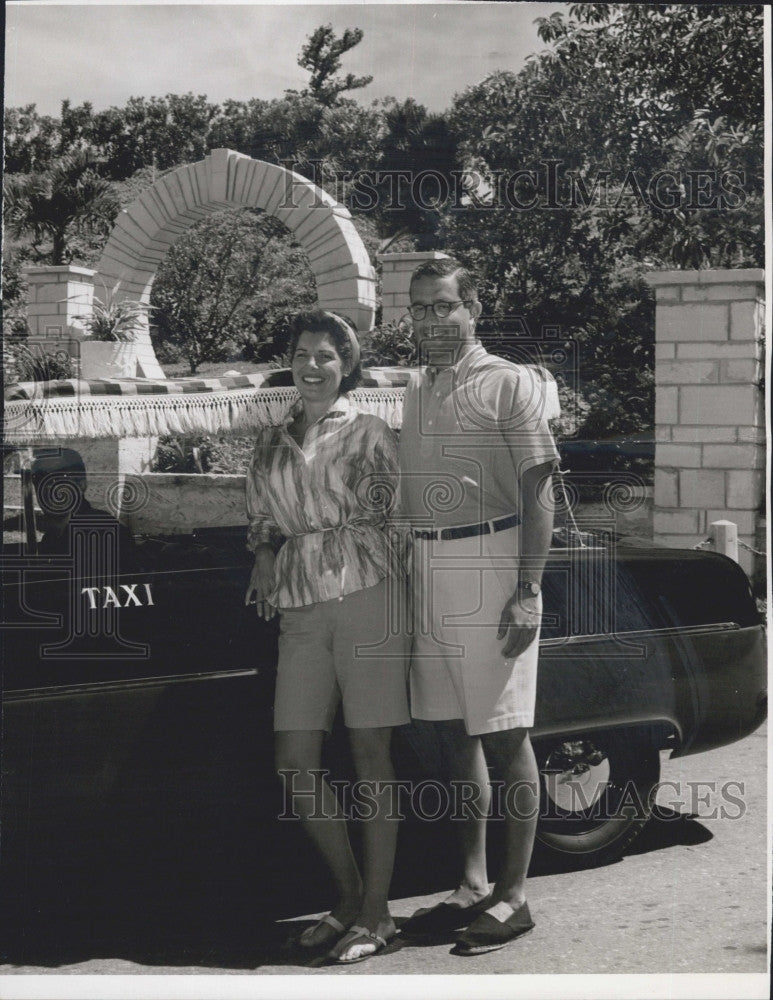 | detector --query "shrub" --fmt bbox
[152,435,254,474]
[3,340,75,386]
[361,319,416,367]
